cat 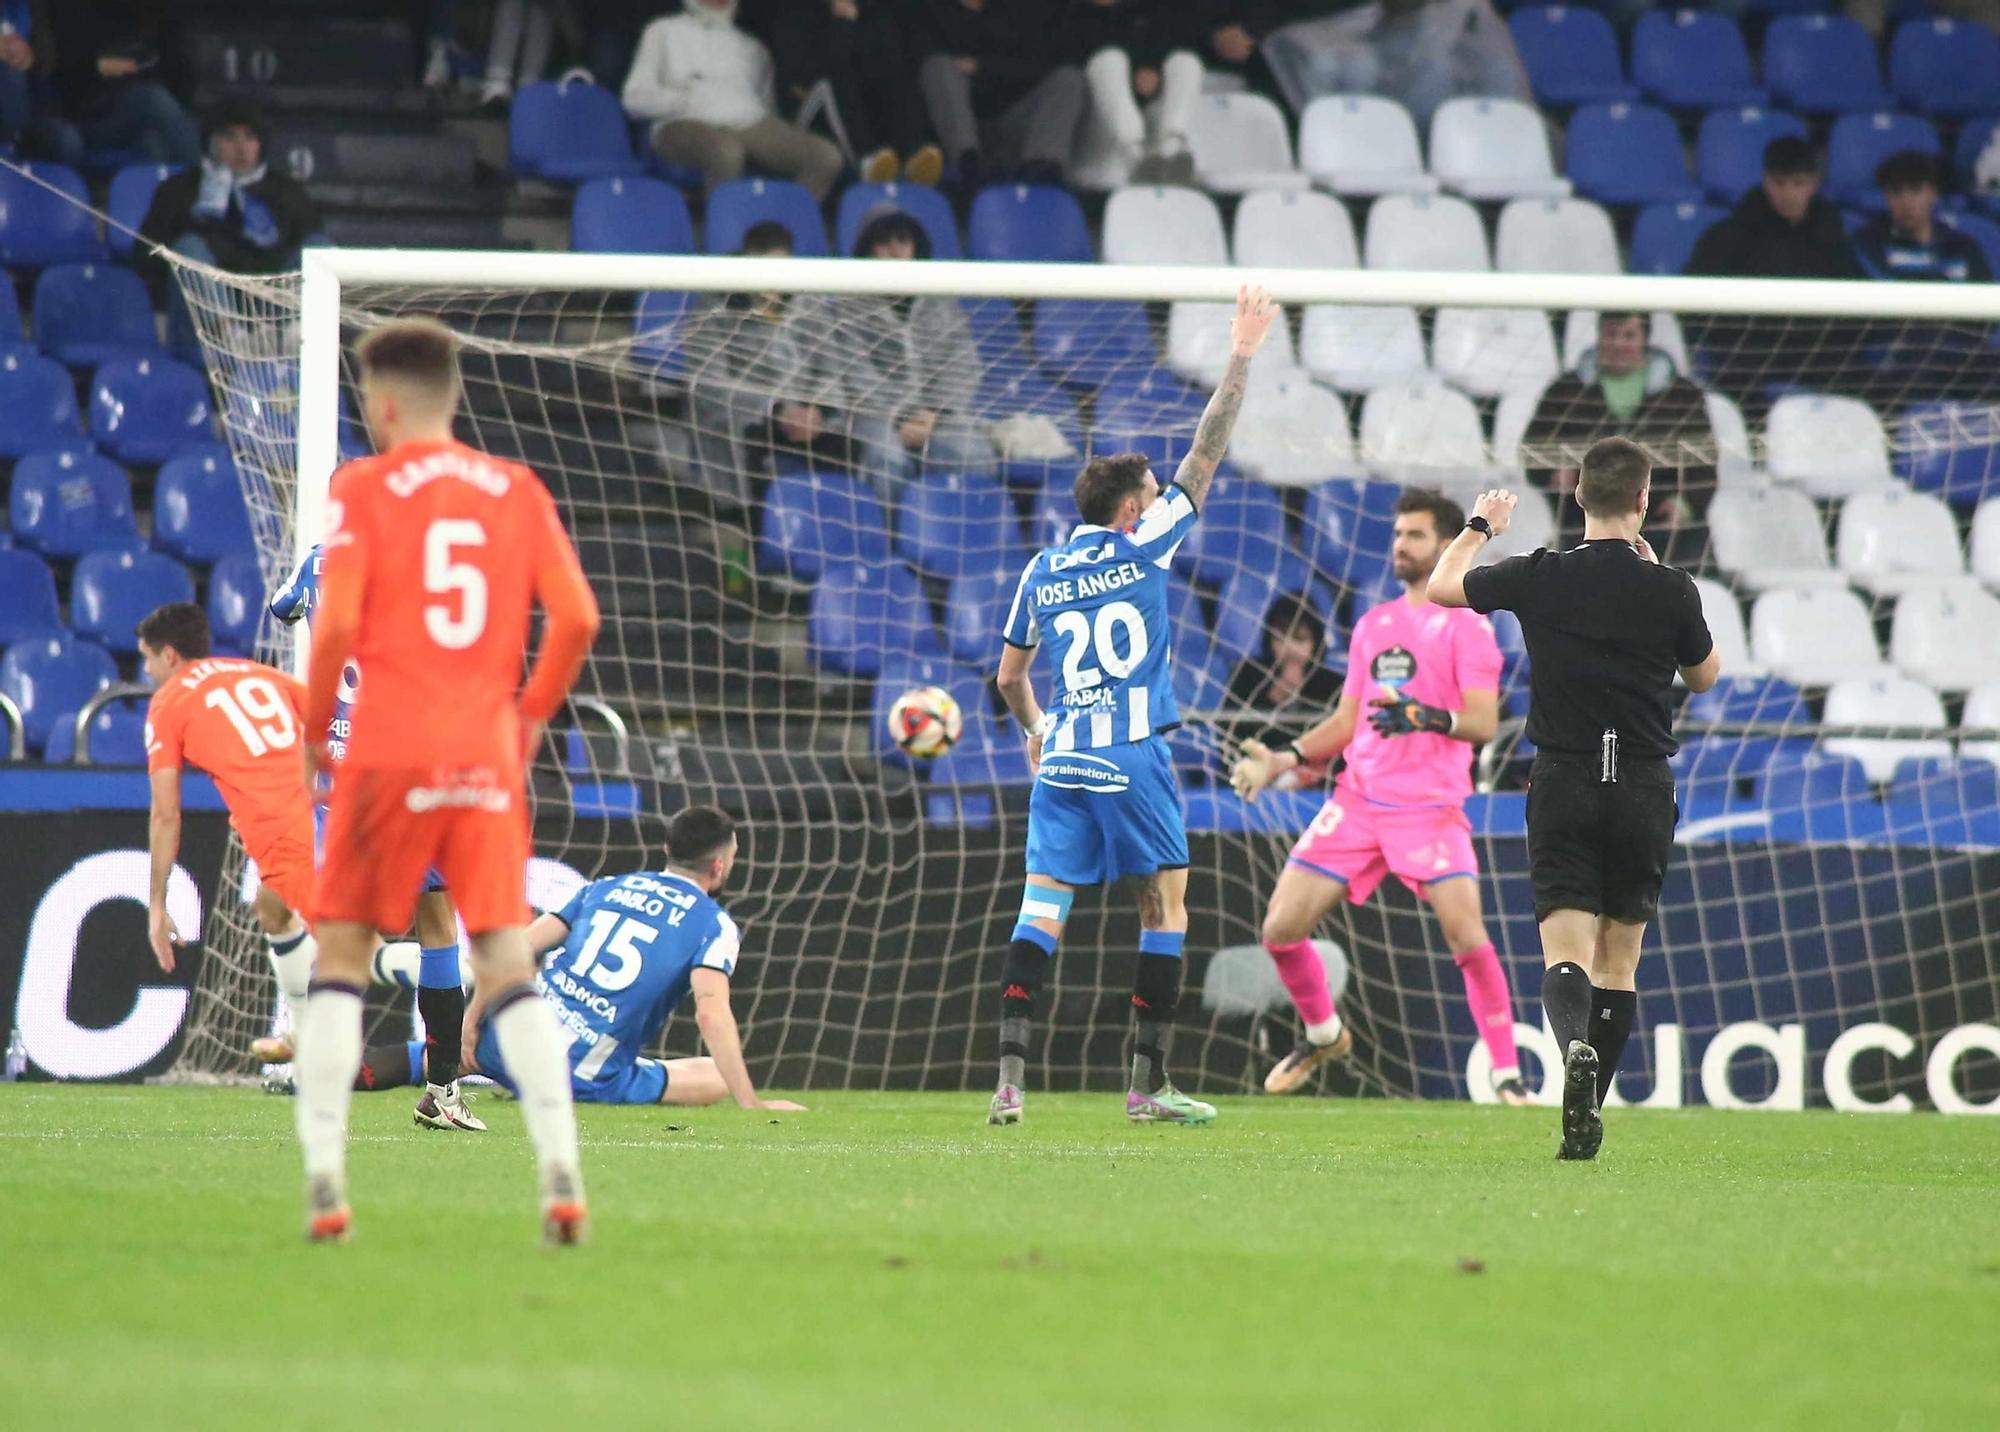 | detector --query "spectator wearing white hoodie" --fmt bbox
[621,0,844,198]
